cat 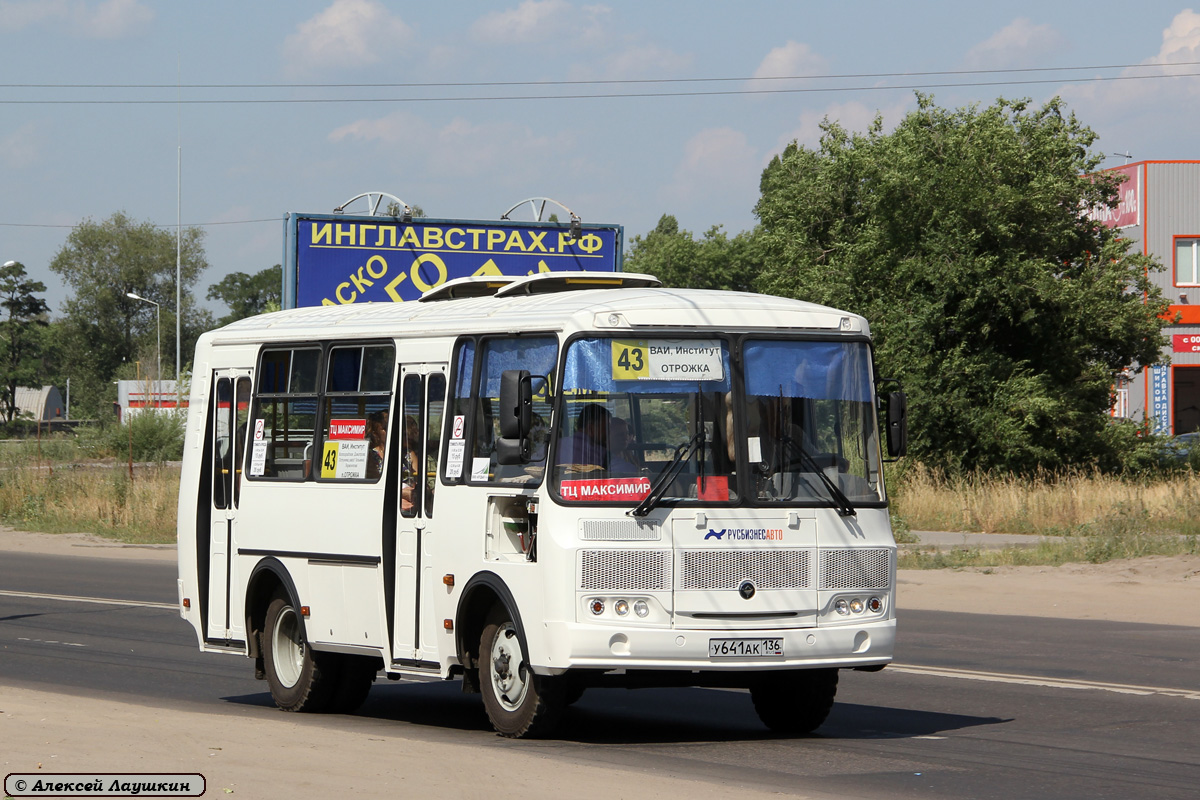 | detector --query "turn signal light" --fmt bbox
[182,598,190,609]
[443,574,455,587]
[444,619,454,630]
[300,606,311,617]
